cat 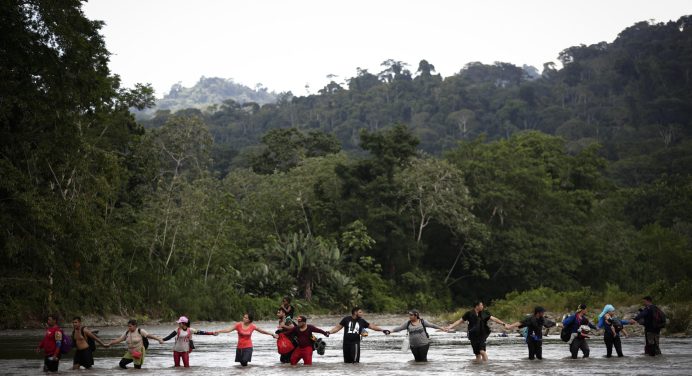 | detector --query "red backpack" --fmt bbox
[276,333,295,354]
